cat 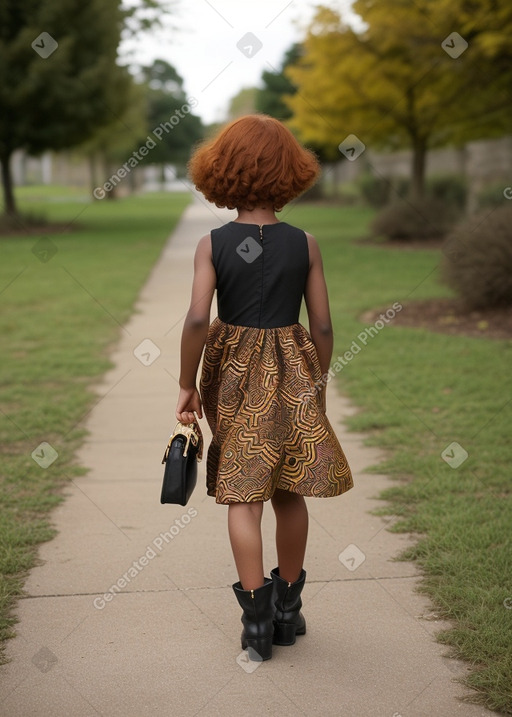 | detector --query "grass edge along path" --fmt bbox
[283,202,512,716]
[1,196,511,714]
[0,190,191,665]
